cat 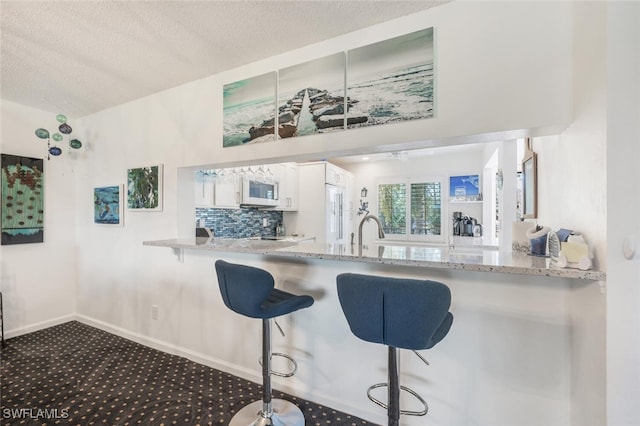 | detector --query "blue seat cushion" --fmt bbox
[337,273,453,350]
[216,260,314,319]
